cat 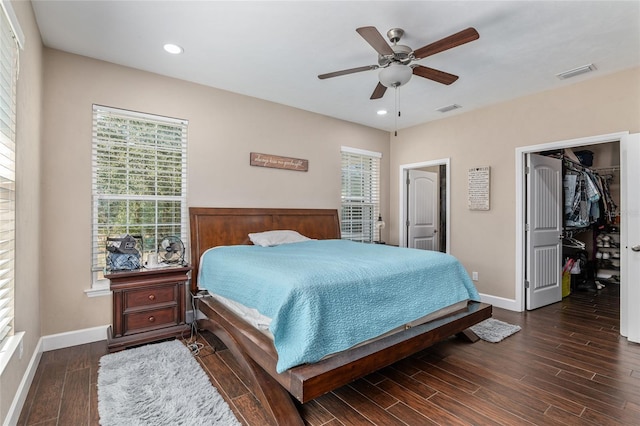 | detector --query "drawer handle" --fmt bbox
[148,294,156,301]
[148,316,155,322]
